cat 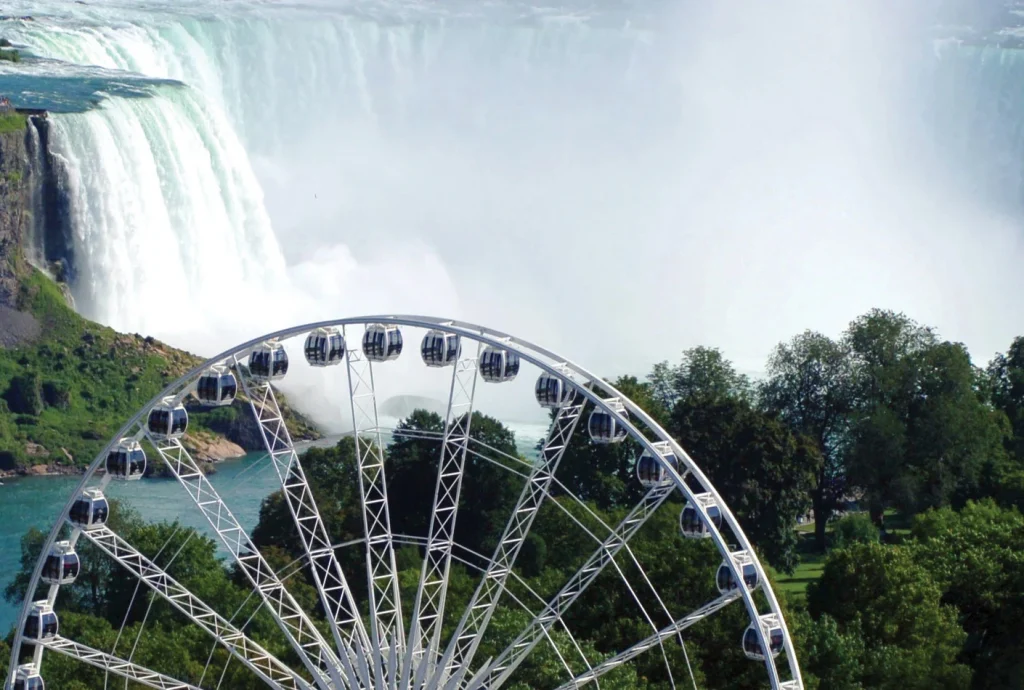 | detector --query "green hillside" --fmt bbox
[0,269,318,473]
